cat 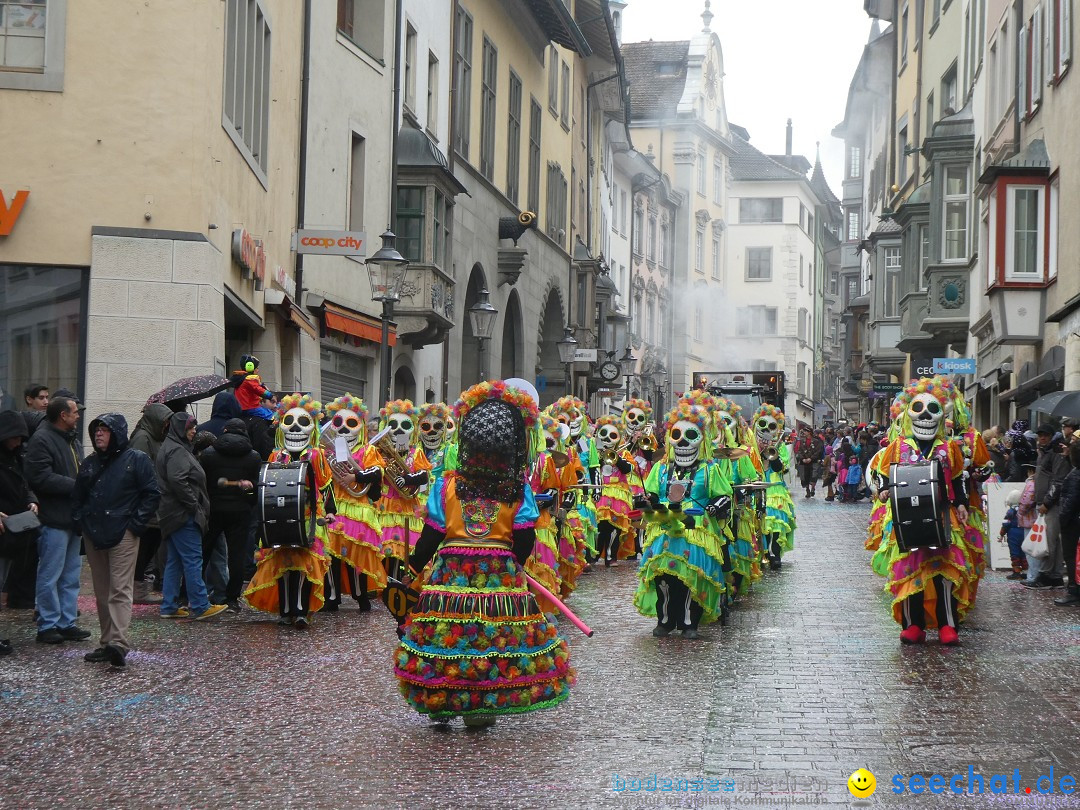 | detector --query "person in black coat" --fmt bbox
[200,418,262,610]
[1053,441,1080,606]
[72,413,160,667]
[0,410,38,653]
